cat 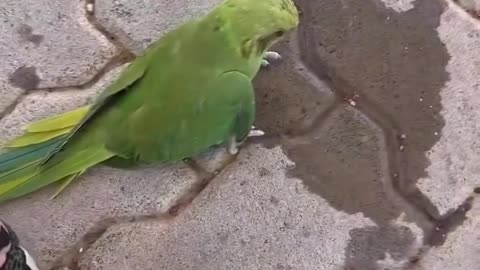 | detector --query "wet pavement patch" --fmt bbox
[344,225,416,270]
[425,195,474,246]
[292,0,450,220]
[284,105,399,224]
[253,0,460,267]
